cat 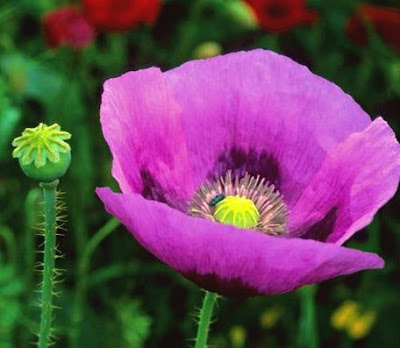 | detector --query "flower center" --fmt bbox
[189,171,288,235]
[213,195,260,229]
